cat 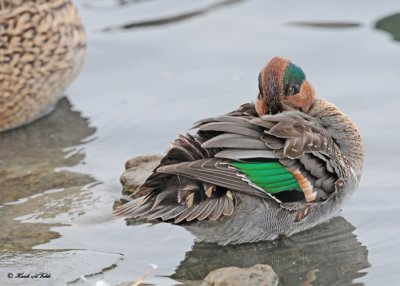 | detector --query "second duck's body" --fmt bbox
[115,57,364,244]
[0,0,86,131]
